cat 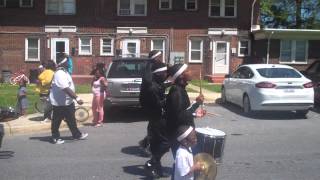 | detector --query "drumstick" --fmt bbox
[199,69,203,112]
